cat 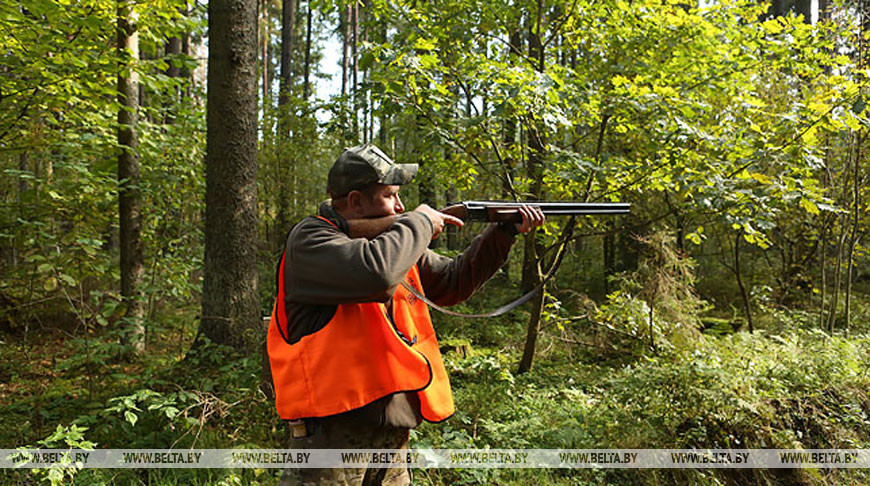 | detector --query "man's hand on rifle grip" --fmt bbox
[414,204,464,240]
